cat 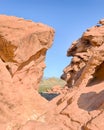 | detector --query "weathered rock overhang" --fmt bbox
[61,19,104,88]
[0,15,55,130]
